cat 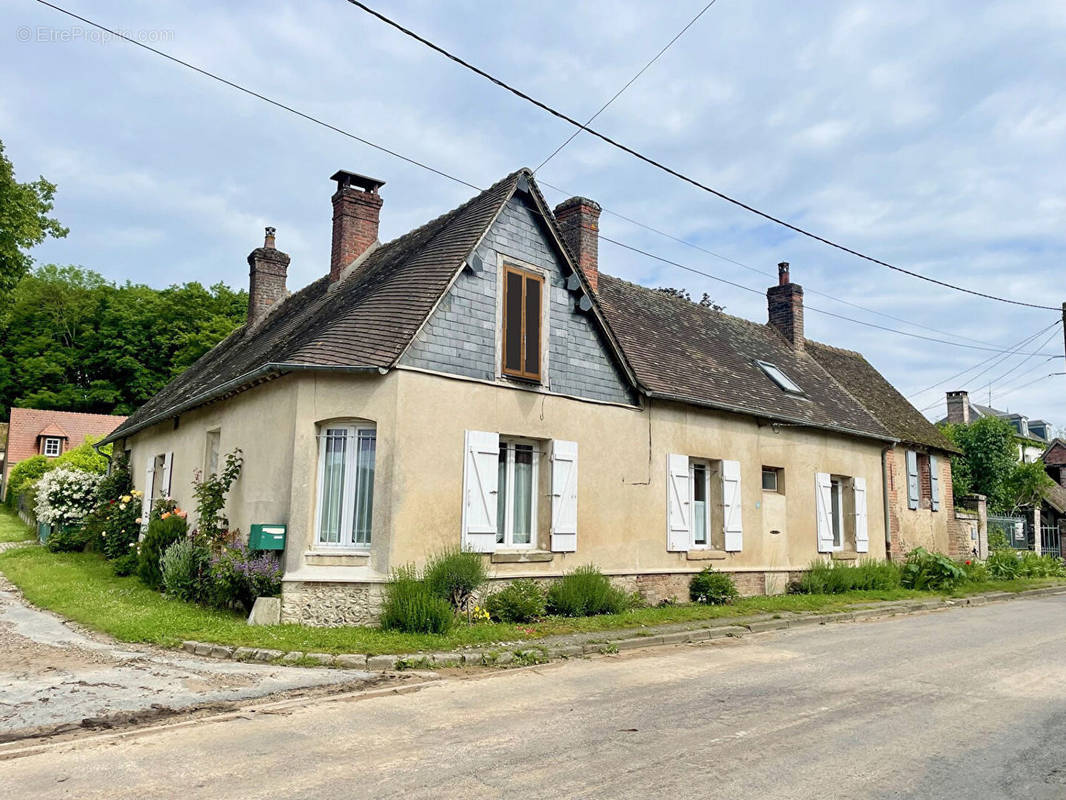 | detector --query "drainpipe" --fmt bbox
[882,446,893,559]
